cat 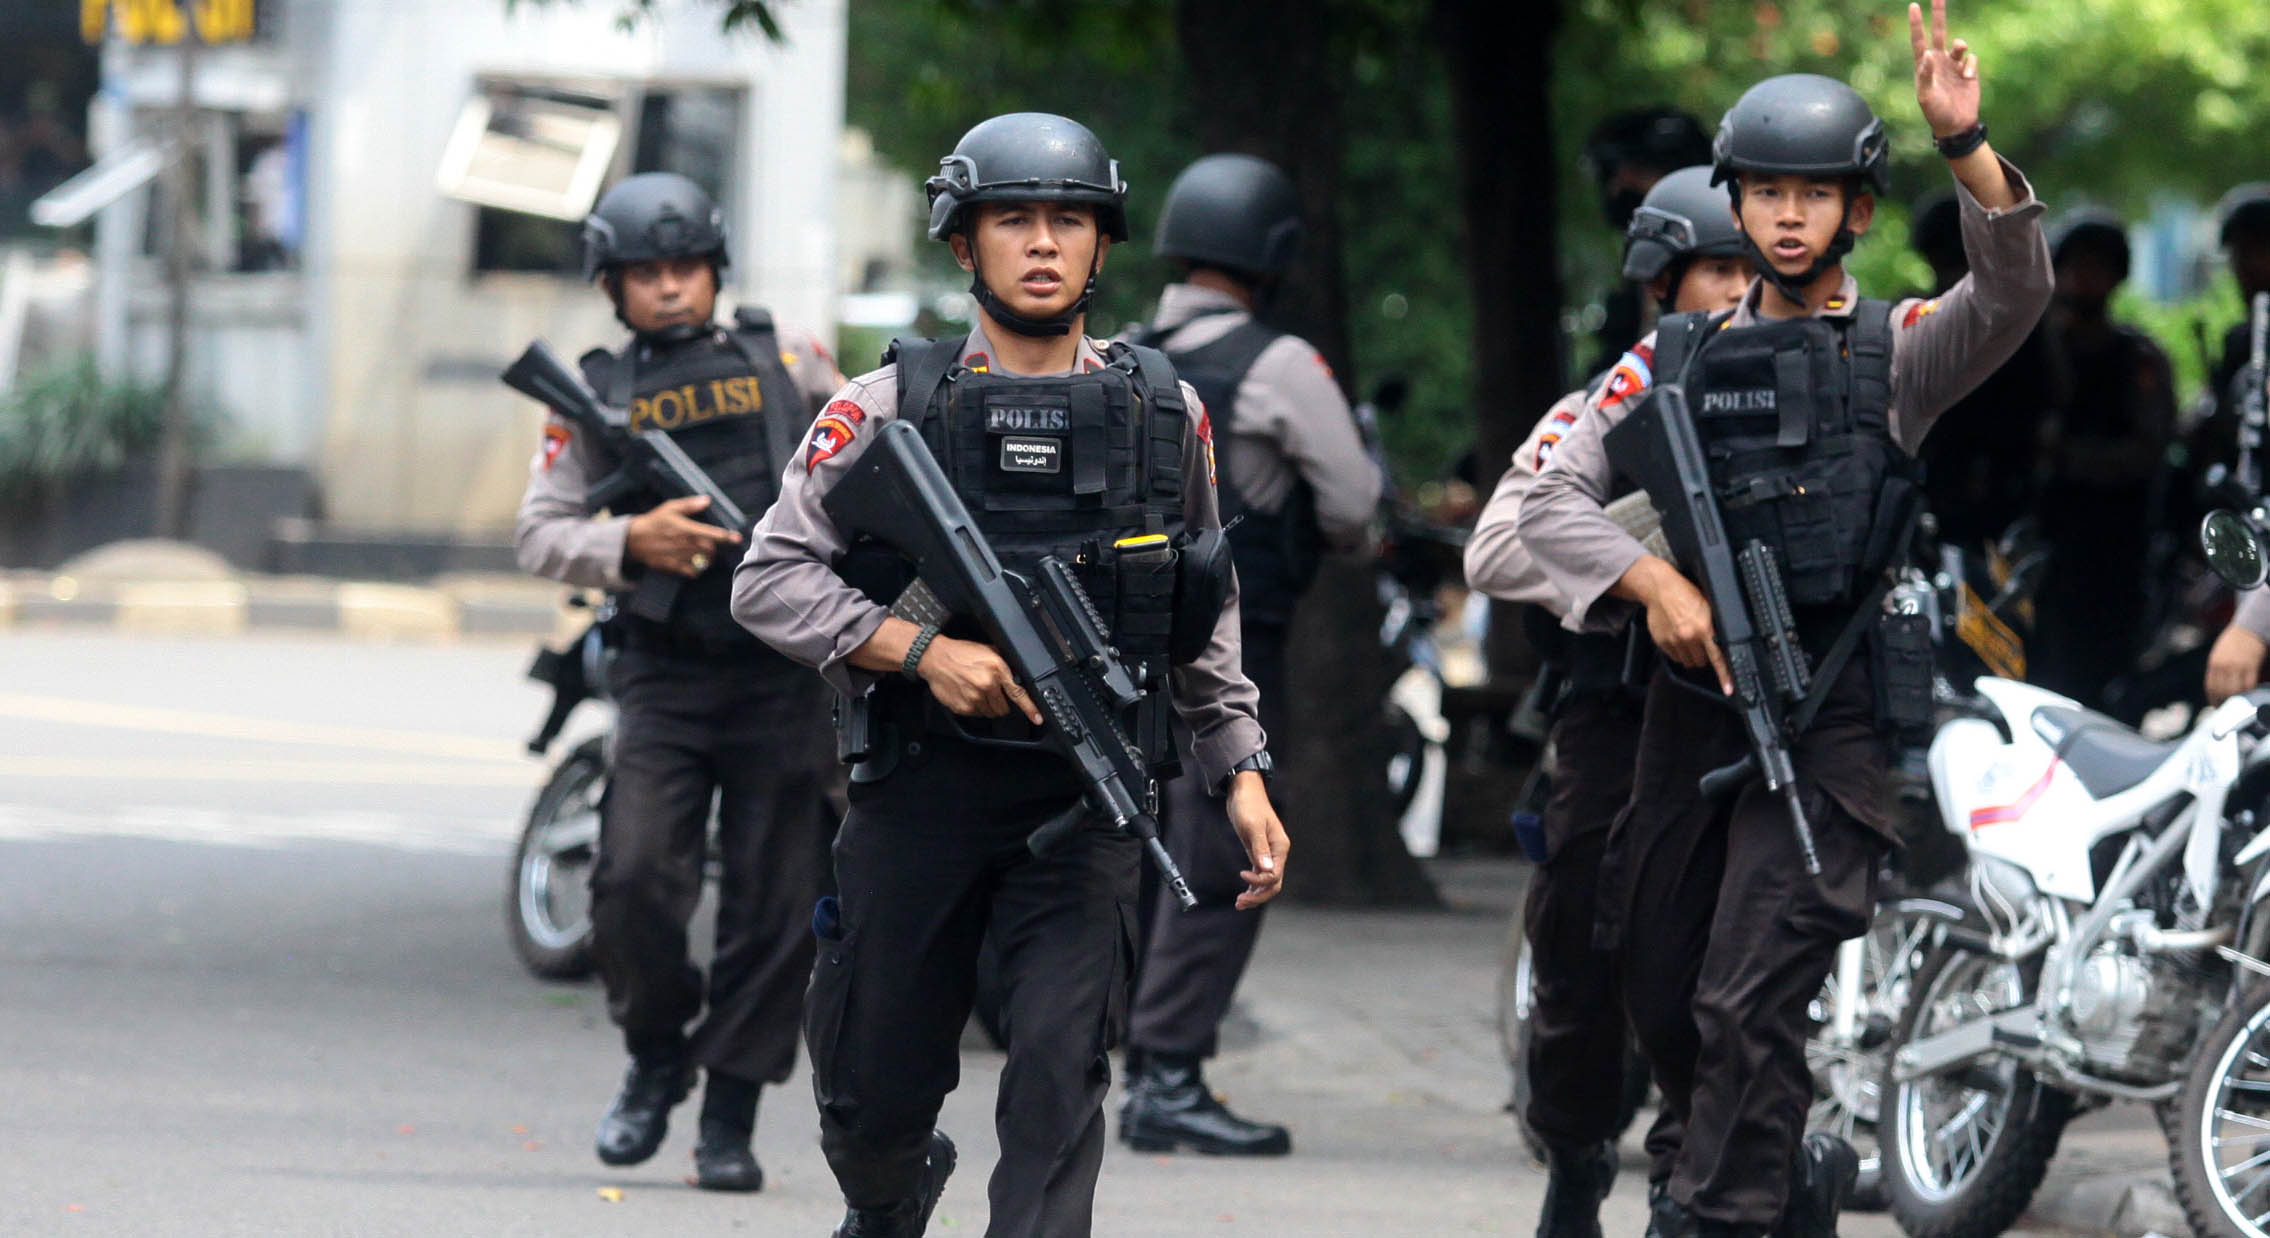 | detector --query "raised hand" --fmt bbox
[1910,0,1981,138]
